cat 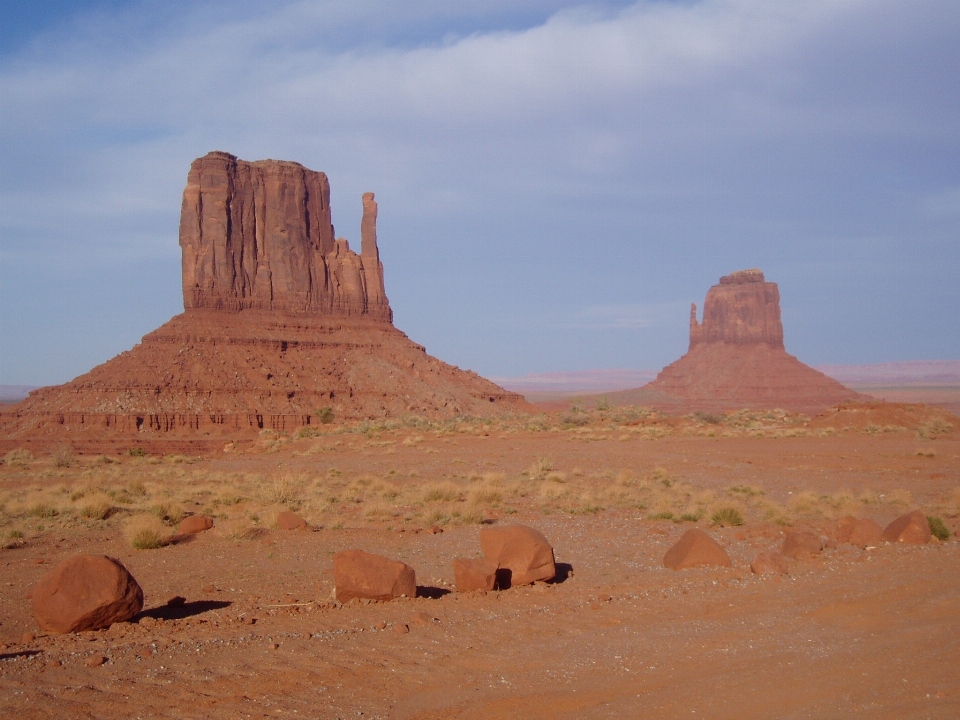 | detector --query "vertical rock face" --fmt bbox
[179,151,391,322]
[689,269,784,349]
